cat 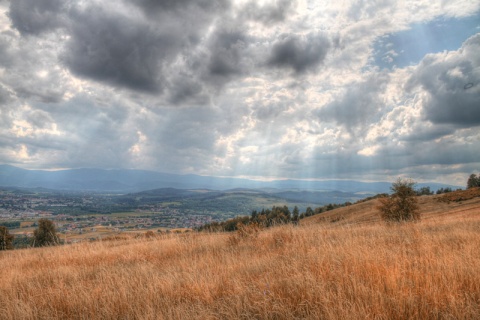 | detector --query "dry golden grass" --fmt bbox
[302,188,480,226]
[1,201,479,319]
